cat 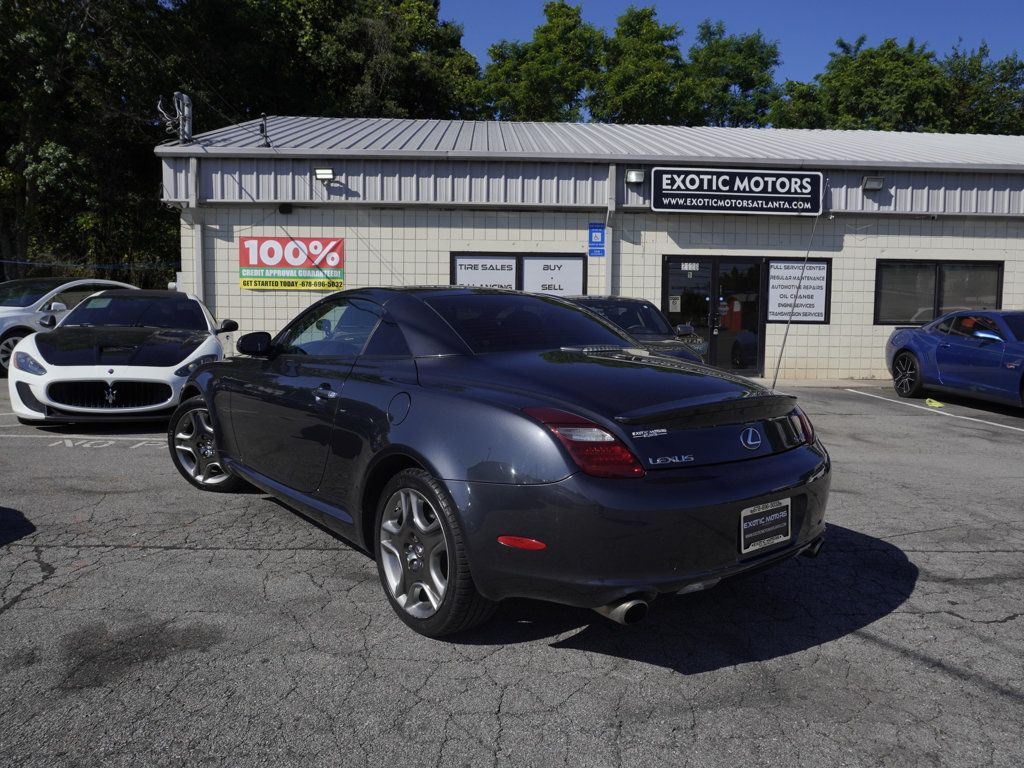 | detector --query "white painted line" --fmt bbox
[845,389,1024,434]
[0,433,164,441]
